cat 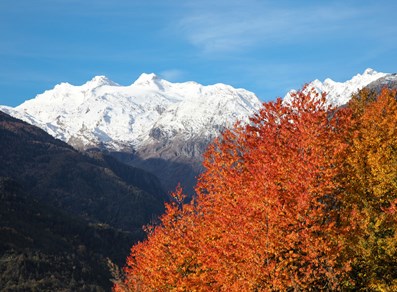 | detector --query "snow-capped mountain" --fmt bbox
[284,68,388,106]
[0,74,262,194]
[0,68,390,194]
[1,68,387,155]
[1,73,261,152]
